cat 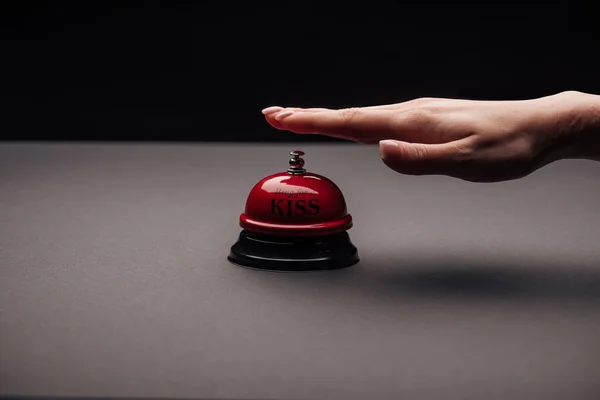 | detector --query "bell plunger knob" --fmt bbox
[288,150,306,174]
